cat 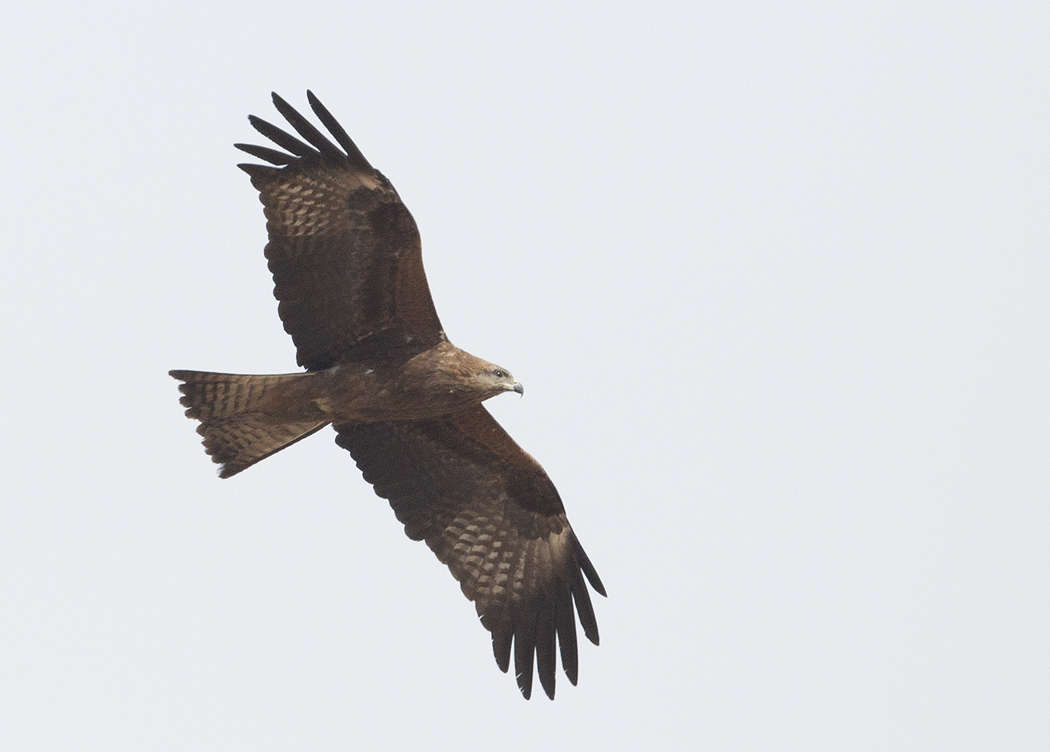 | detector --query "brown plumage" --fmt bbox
[169,92,604,700]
